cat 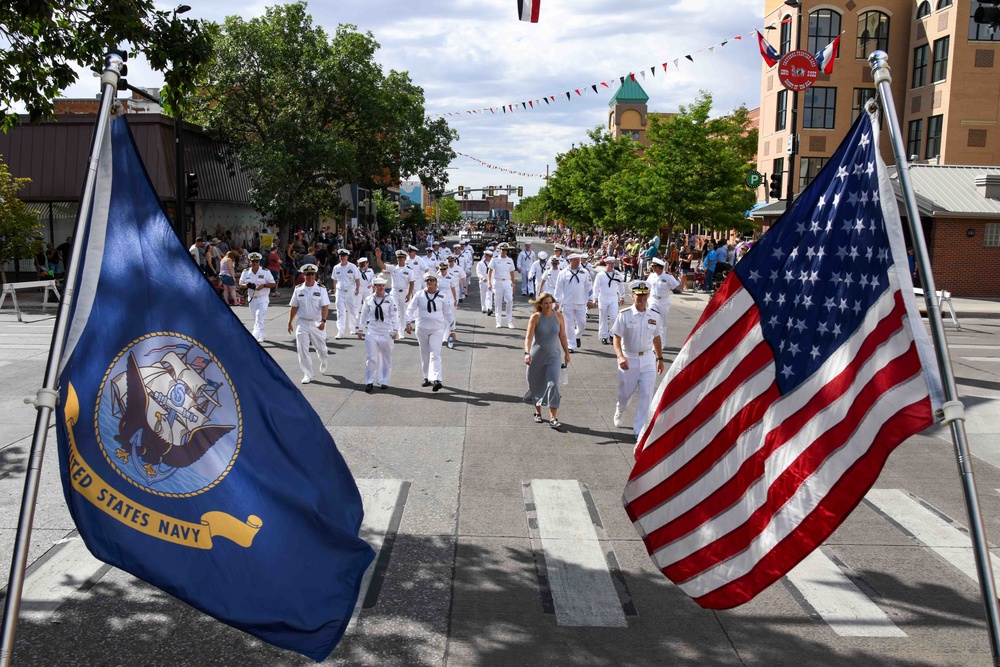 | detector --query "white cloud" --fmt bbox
[52,0,766,198]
